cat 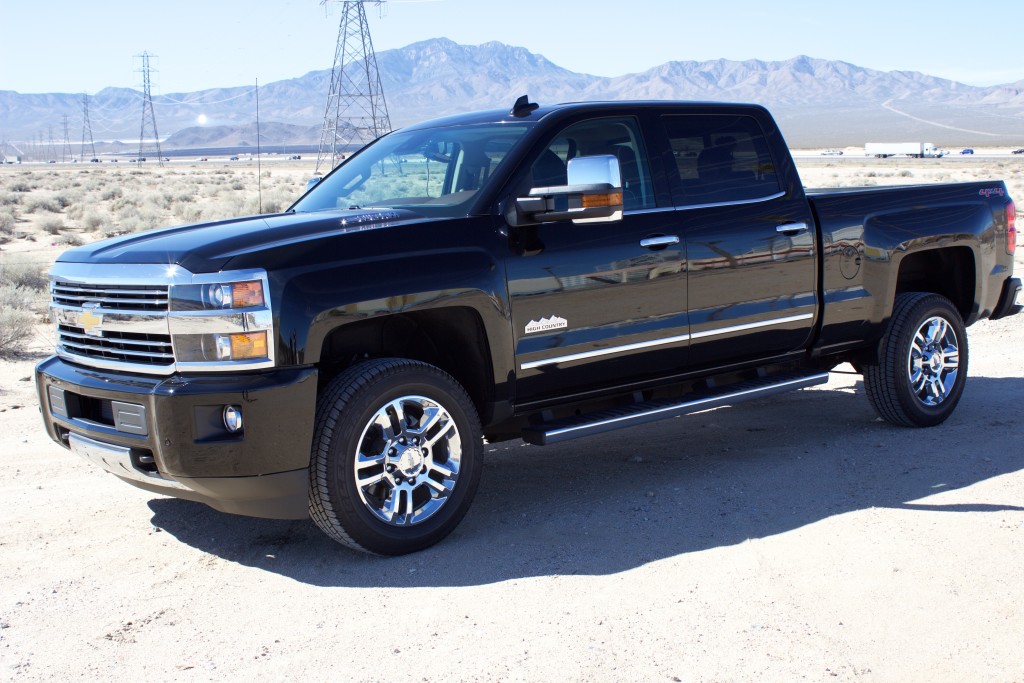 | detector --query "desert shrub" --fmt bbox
[81,212,105,231]
[113,205,142,231]
[261,198,284,214]
[898,170,914,178]
[57,233,84,246]
[0,191,21,206]
[24,196,62,213]
[101,186,122,201]
[109,195,140,212]
[141,192,169,211]
[0,304,36,357]
[7,180,33,193]
[0,209,16,235]
[172,203,204,223]
[40,217,65,235]
[0,255,48,290]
